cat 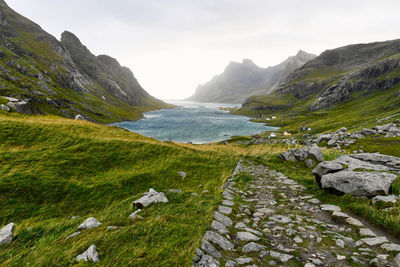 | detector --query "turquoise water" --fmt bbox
[114,100,277,144]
